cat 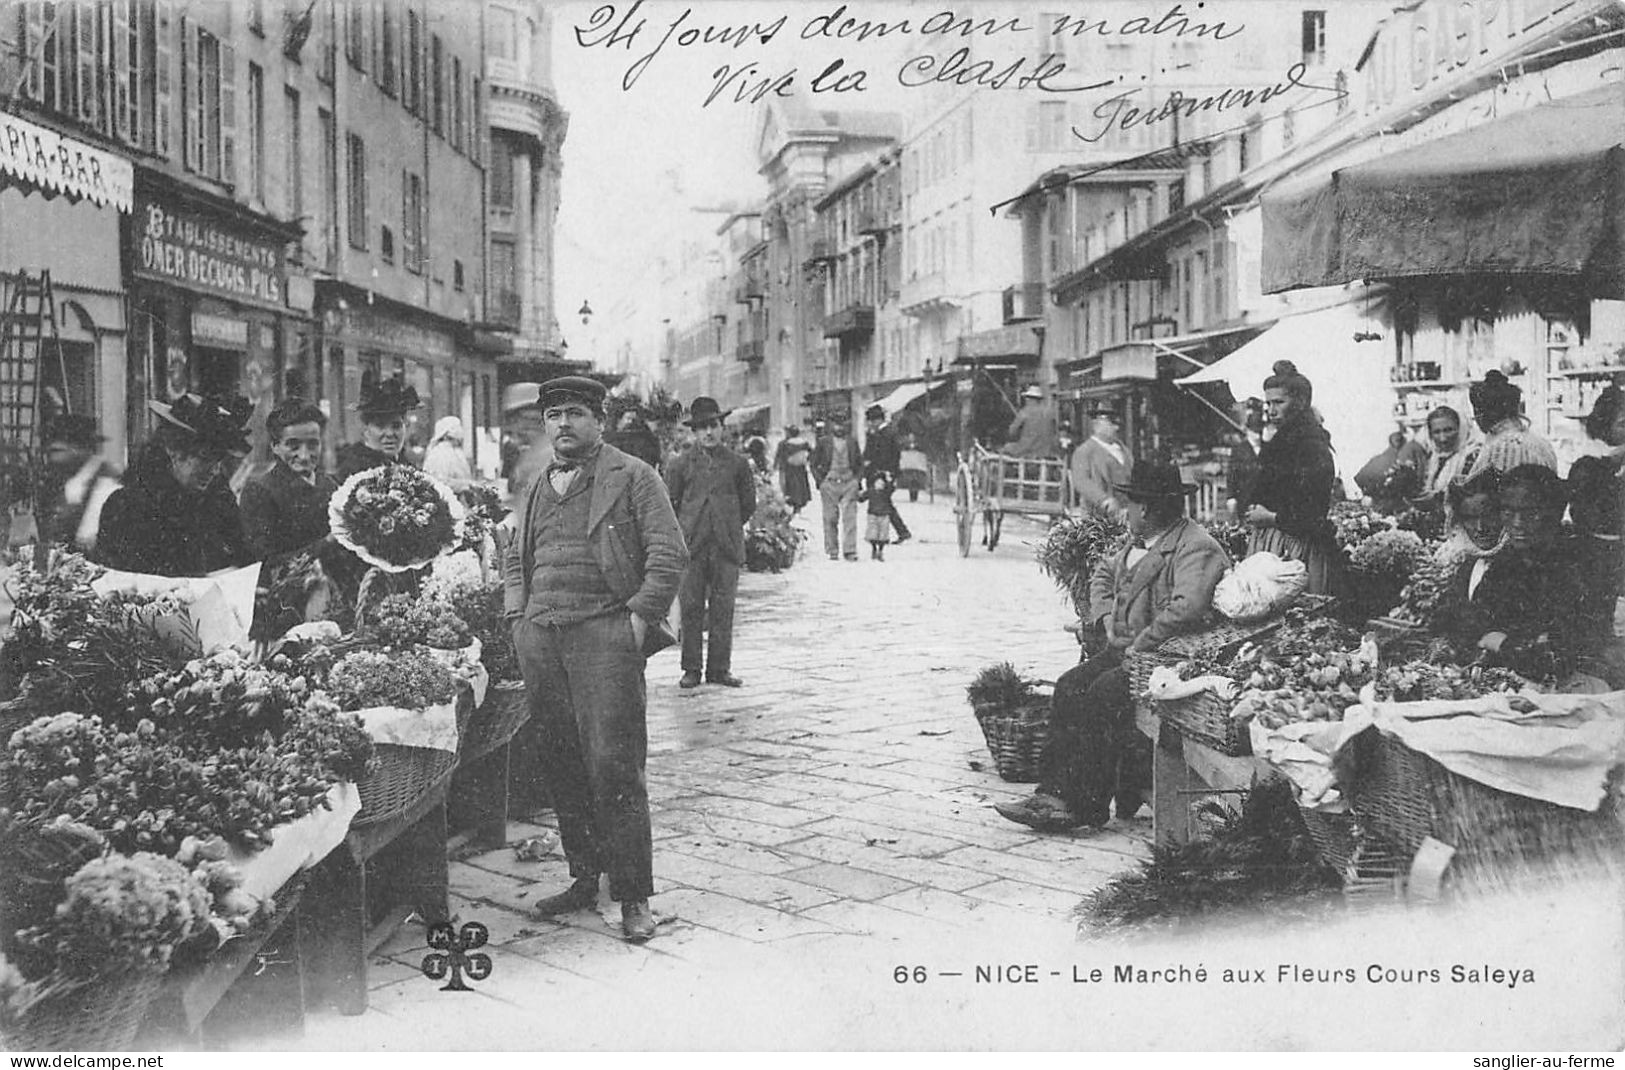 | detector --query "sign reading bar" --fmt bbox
[133,191,287,311]
[0,108,134,211]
